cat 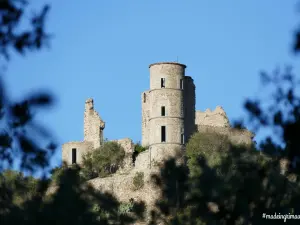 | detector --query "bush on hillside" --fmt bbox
[50,163,72,184]
[186,132,231,177]
[0,170,40,206]
[132,142,148,165]
[81,142,125,180]
[134,142,148,154]
[132,172,144,191]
